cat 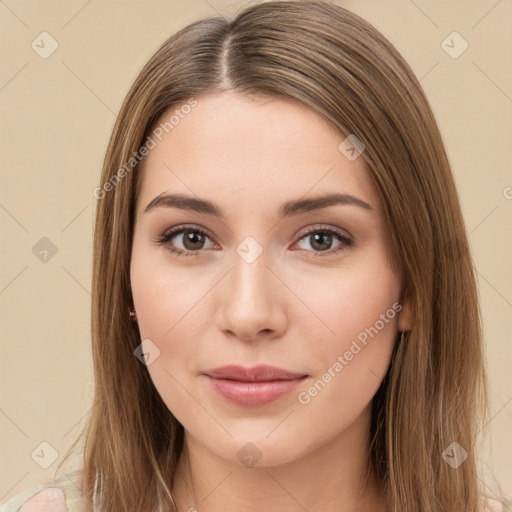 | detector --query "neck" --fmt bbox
[171,403,389,512]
